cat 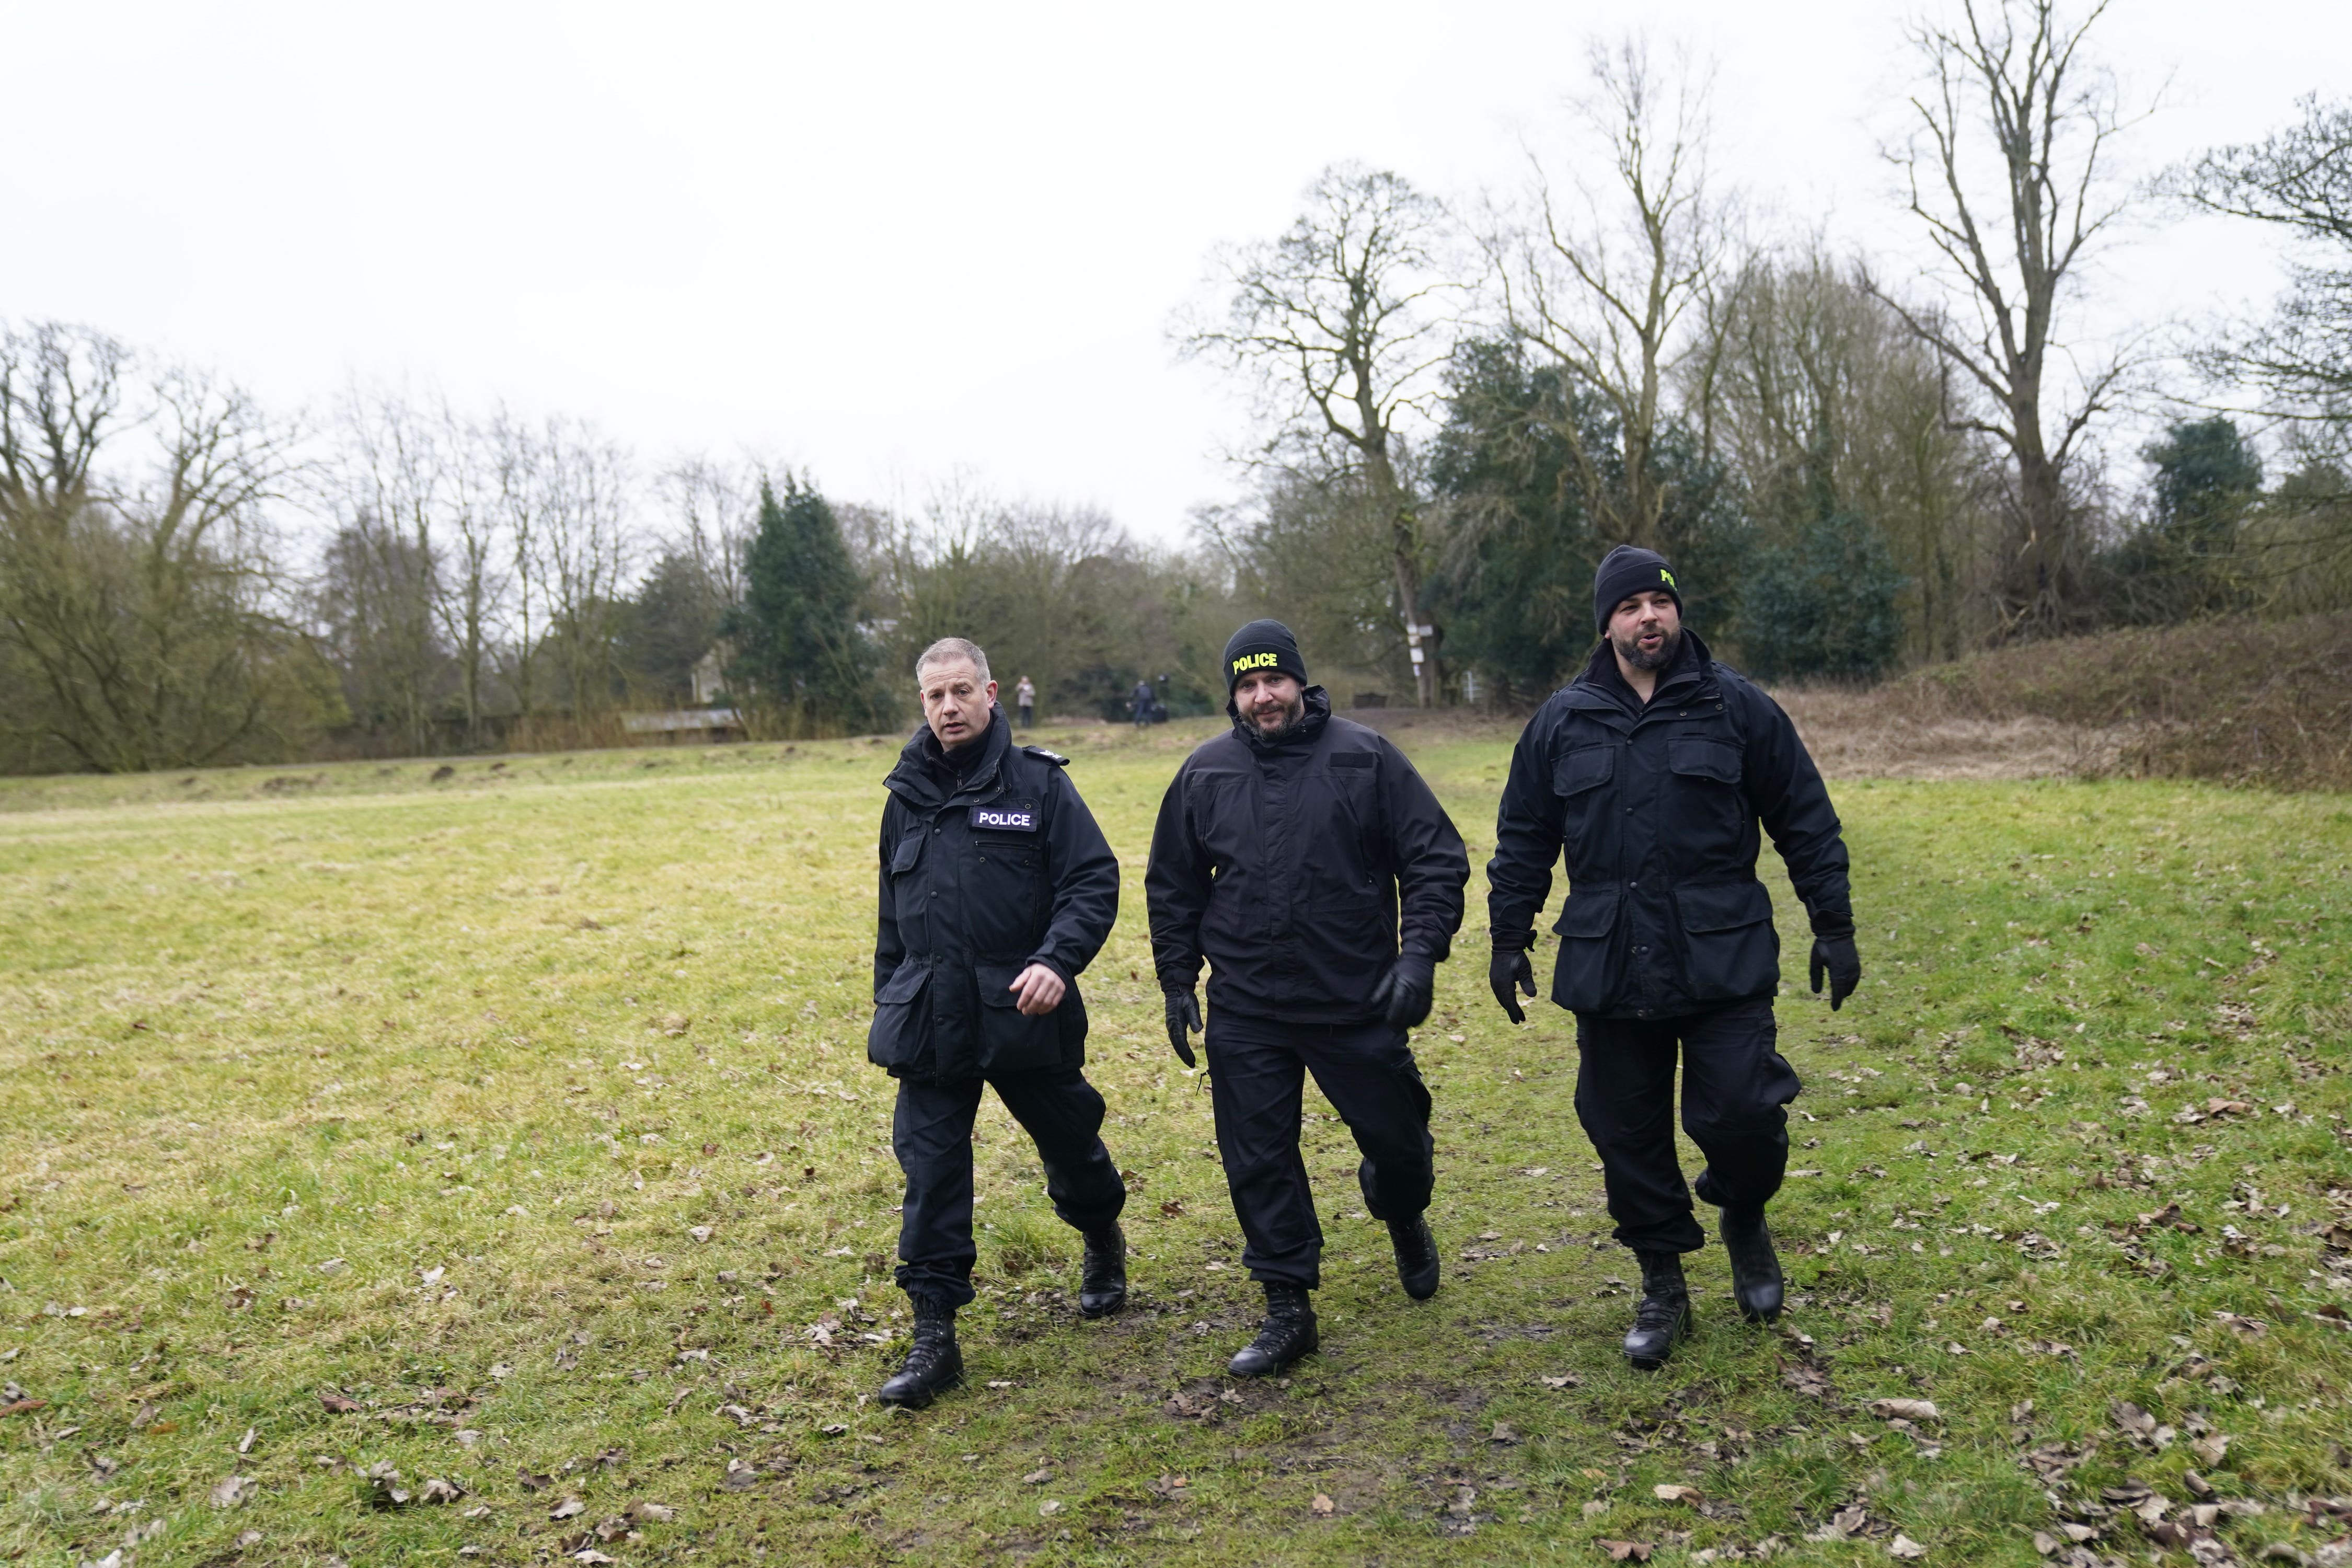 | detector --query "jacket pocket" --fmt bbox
[1549,885,1622,1014]
[865,960,932,1072]
[973,961,1065,1075]
[1667,736,1747,863]
[1552,744,1617,858]
[1673,878,1780,1002]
